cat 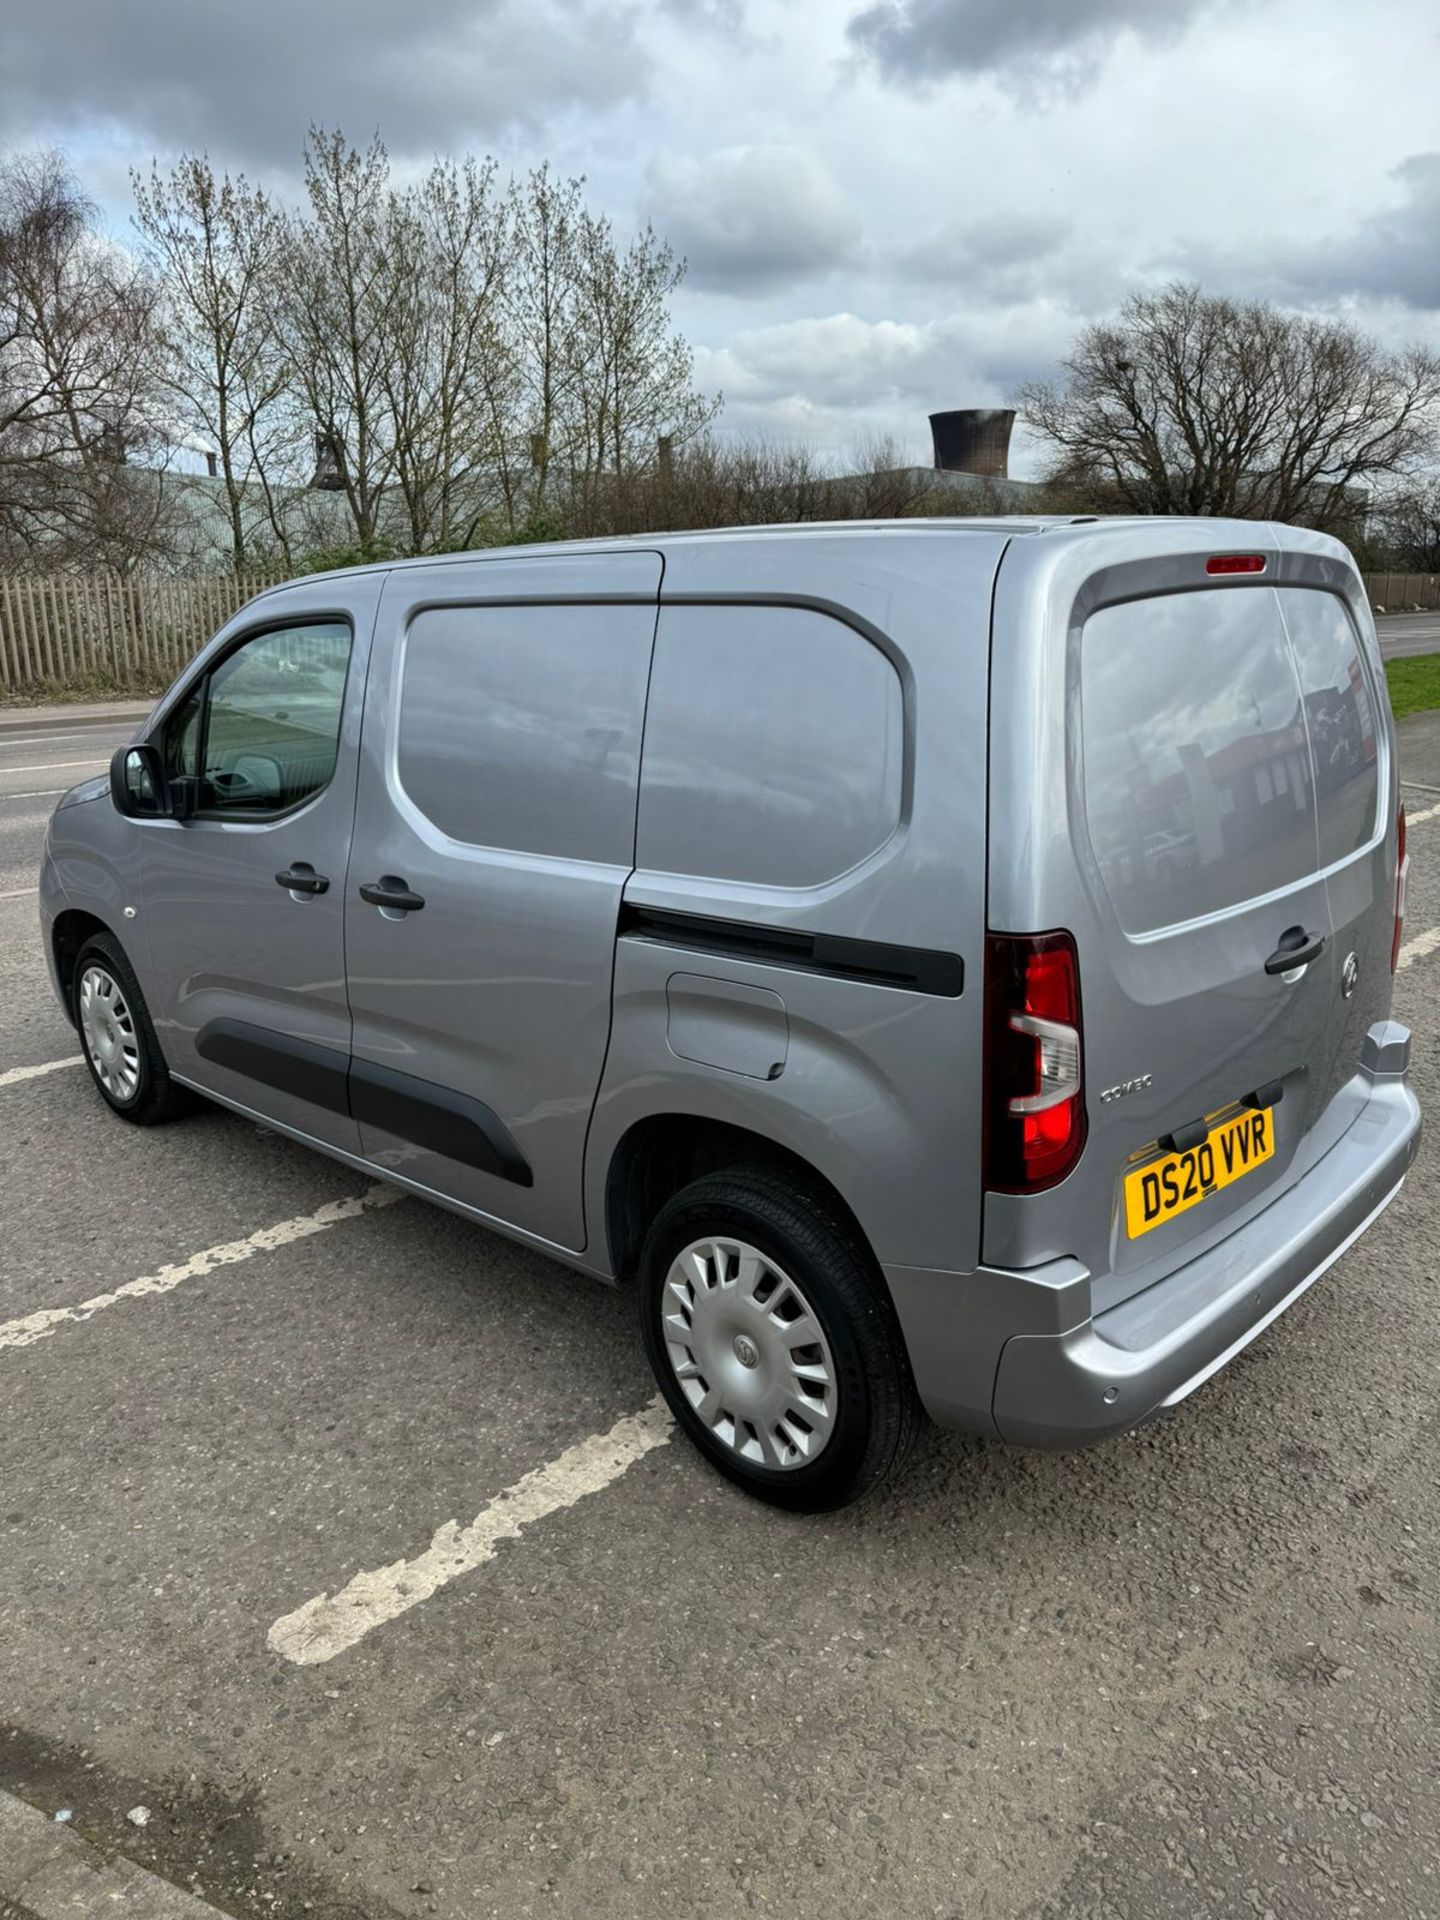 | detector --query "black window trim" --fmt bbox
[157,613,356,825]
